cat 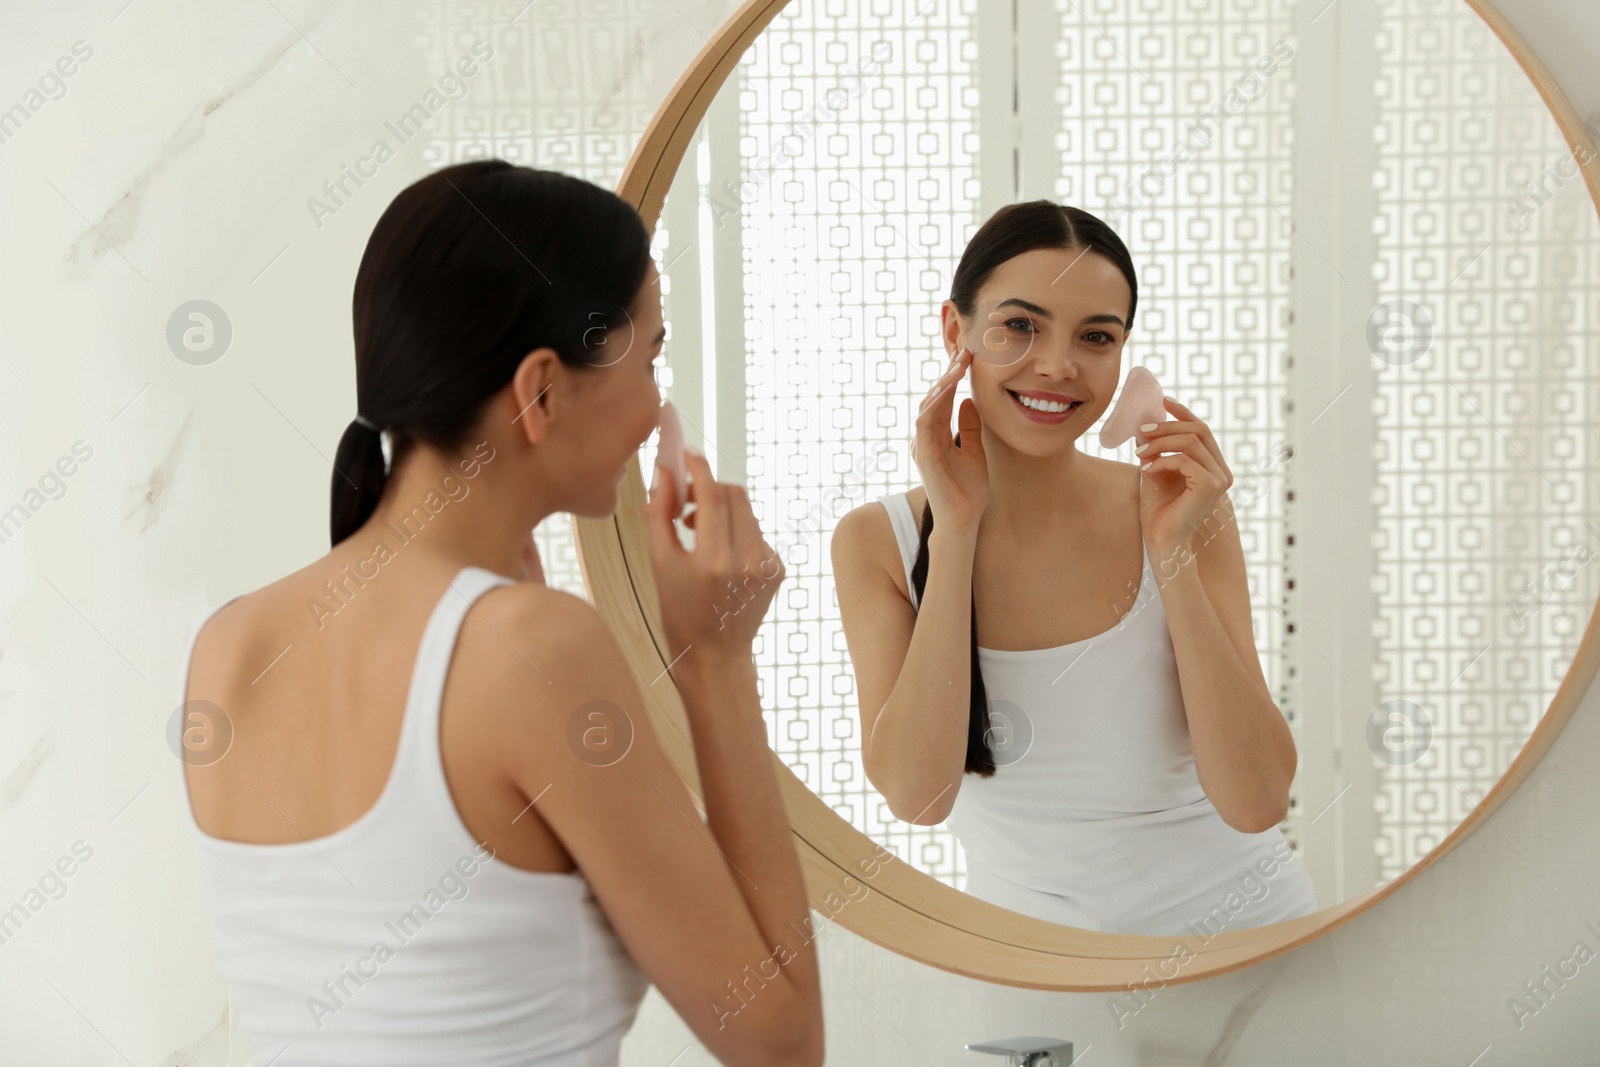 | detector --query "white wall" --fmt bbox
[0,1,1596,1063]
